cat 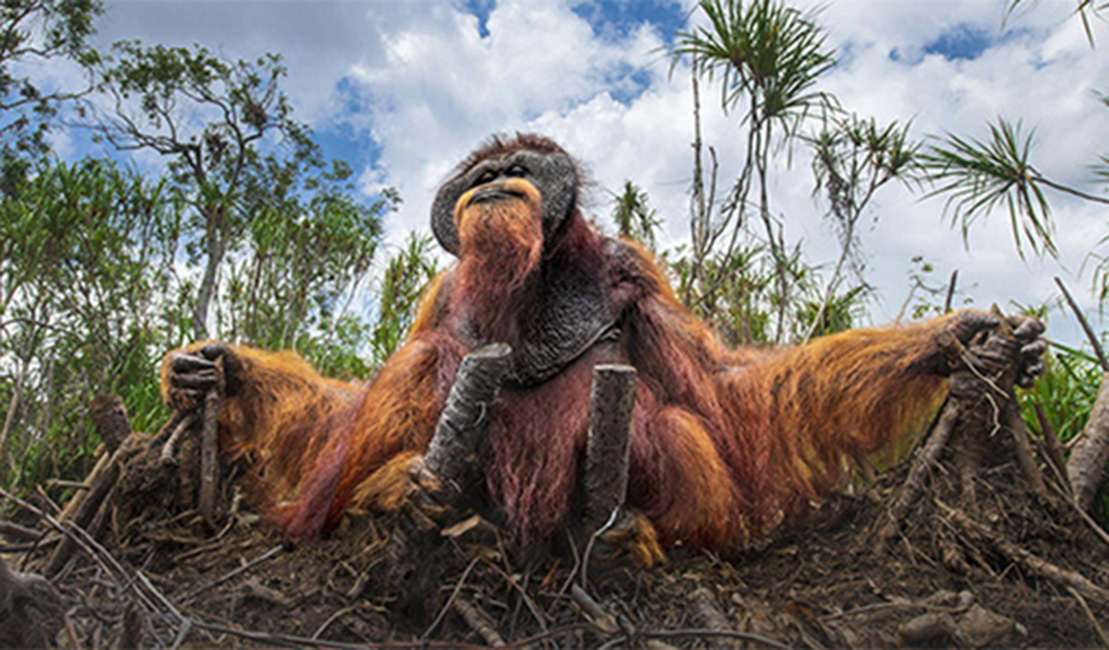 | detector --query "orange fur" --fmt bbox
[161,138,966,555]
